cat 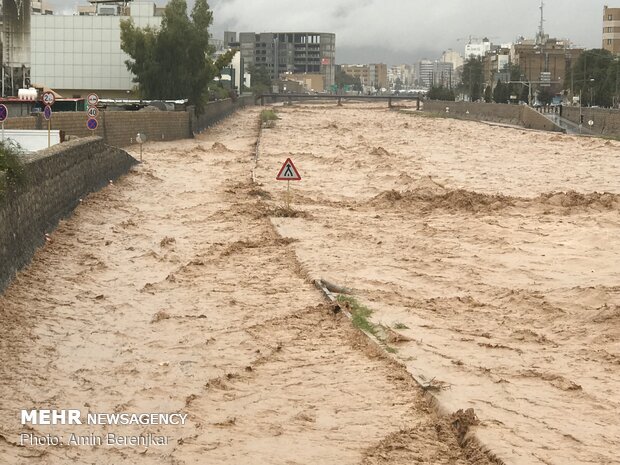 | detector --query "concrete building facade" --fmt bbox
[388,64,414,89]
[340,63,387,90]
[2,0,32,94]
[465,38,491,58]
[415,60,455,89]
[238,31,336,88]
[511,38,582,94]
[30,1,163,98]
[603,5,620,54]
